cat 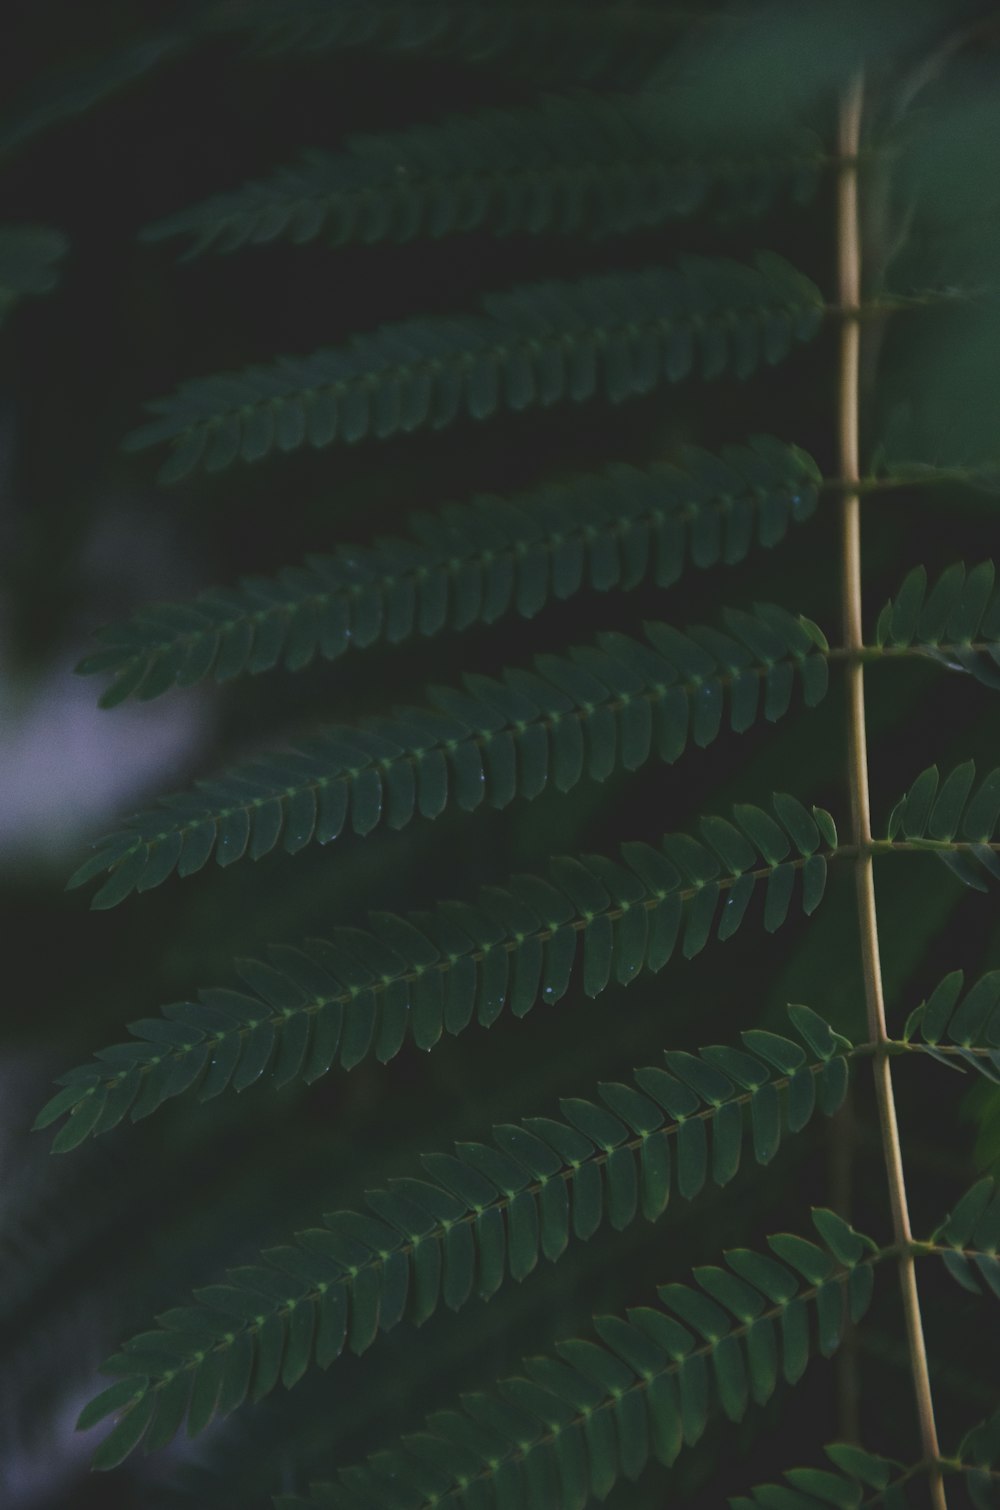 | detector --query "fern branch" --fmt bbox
[862,640,1000,674]
[864,459,1000,493]
[0,29,189,154]
[883,760,1000,891]
[875,561,1000,690]
[123,254,824,480]
[898,969,1000,1083]
[142,94,823,258]
[736,1402,1000,1505]
[74,1007,853,1463]
[896,1038,1000,1088]
[926,1178,1000,1301]
[213,0,705,77]
[77,436,821,705]
[269,1211,881,1510]
[78,535,1000,712]
[732,1445,990,1508]
[956,1408,1000,1494]
[68,605,831,907]
[824,464,1000,494]
[0,225,68,324]
[41,794,841,1147]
